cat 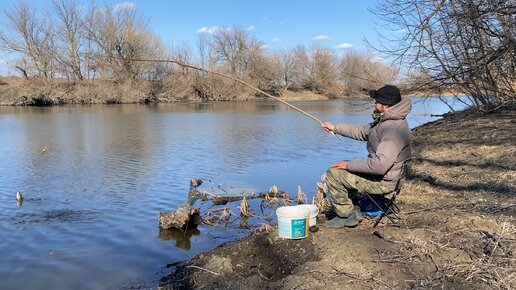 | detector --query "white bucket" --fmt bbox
[295,204,319,227]
[276,206,310,239]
